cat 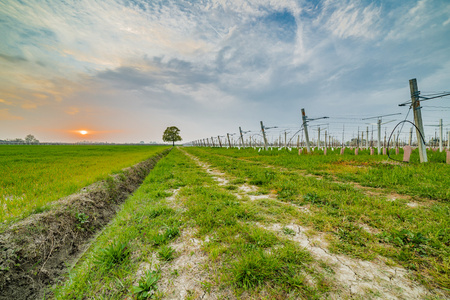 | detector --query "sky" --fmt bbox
[0,0,449,144]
